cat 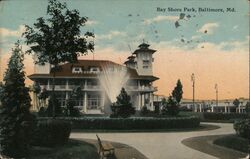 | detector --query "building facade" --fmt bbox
[180,98,248,113]
[28,43,159,114]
